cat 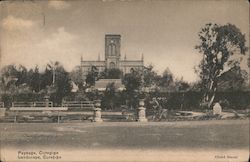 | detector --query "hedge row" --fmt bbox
[148,91,250,110]
[1,91,250,110]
